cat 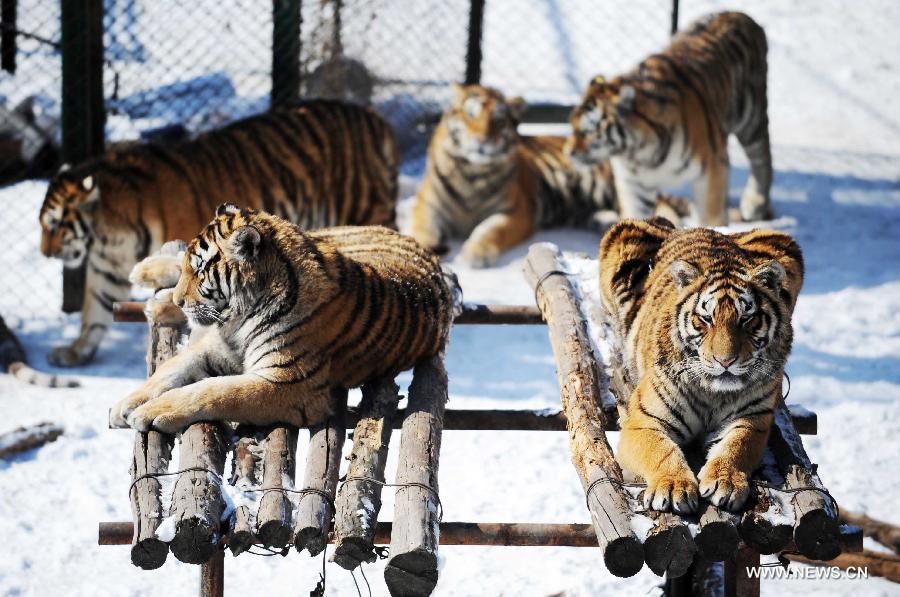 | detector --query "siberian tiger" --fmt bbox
[109,204,453,432]
[566,12,773,226]
[39,99,399,367]
[411,84,618,268]
[599,218,803,512]
[0,314,79,388]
